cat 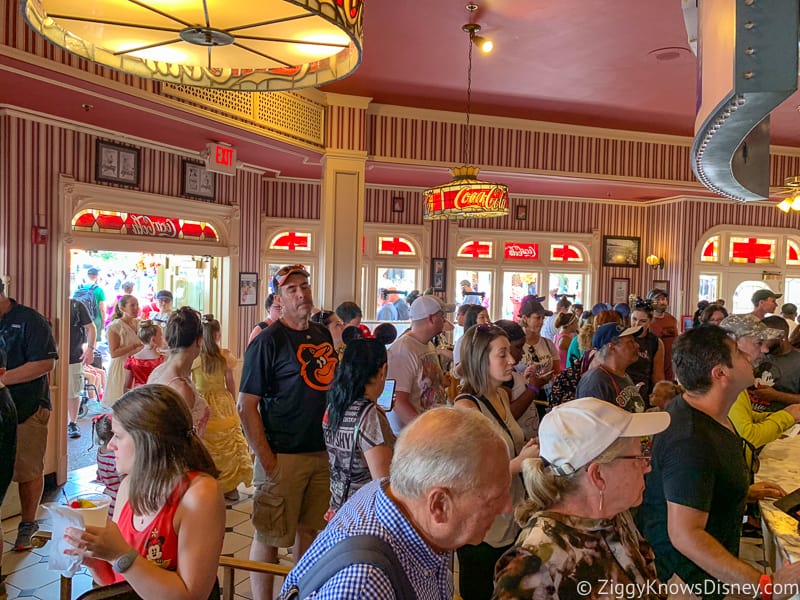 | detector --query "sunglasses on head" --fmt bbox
[274,264,309,287]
